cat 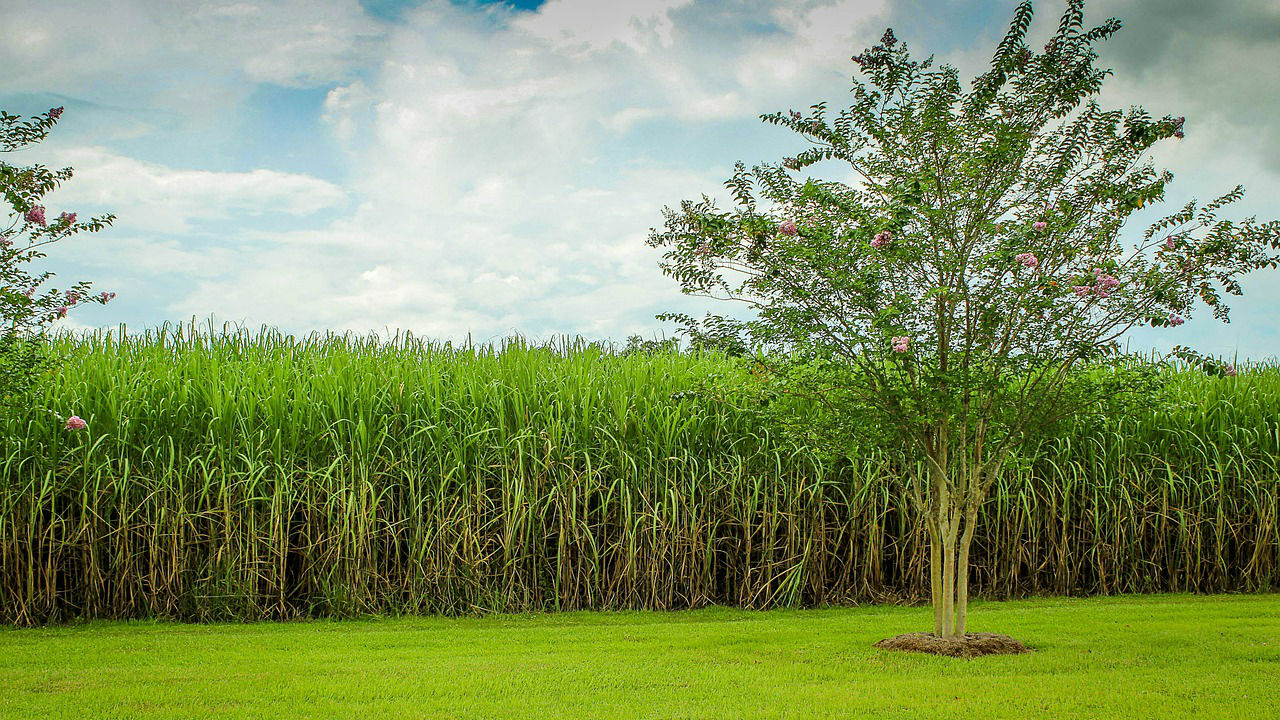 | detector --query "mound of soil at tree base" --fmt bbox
[874,632,1031,658]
